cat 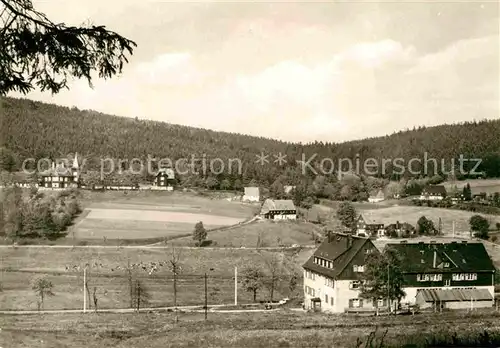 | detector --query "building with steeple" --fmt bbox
[39,153,81,189]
